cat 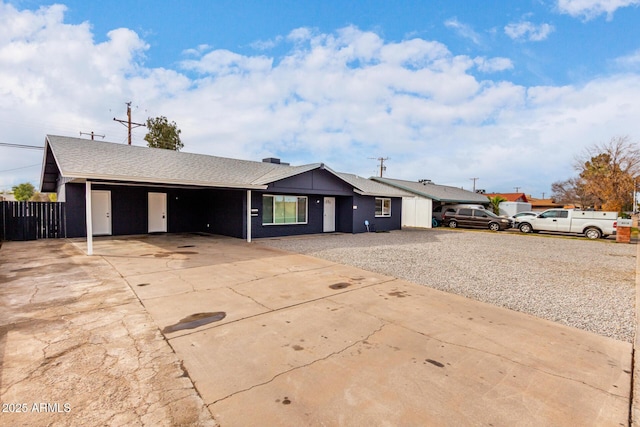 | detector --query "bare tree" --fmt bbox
[575,136,640,211]
[550,177,596,208]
